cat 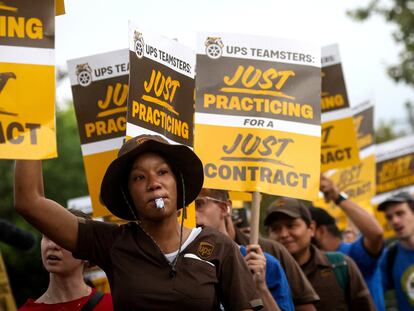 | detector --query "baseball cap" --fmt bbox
[264,197,311,226]
[377,191,414,212]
